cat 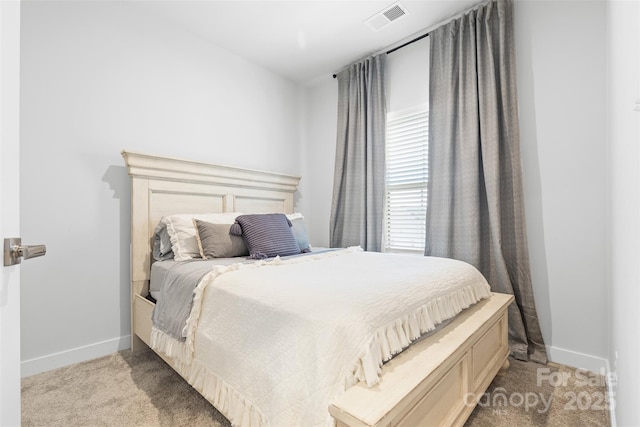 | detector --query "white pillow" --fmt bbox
[160,212,243,261]
[286,212,304,220]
